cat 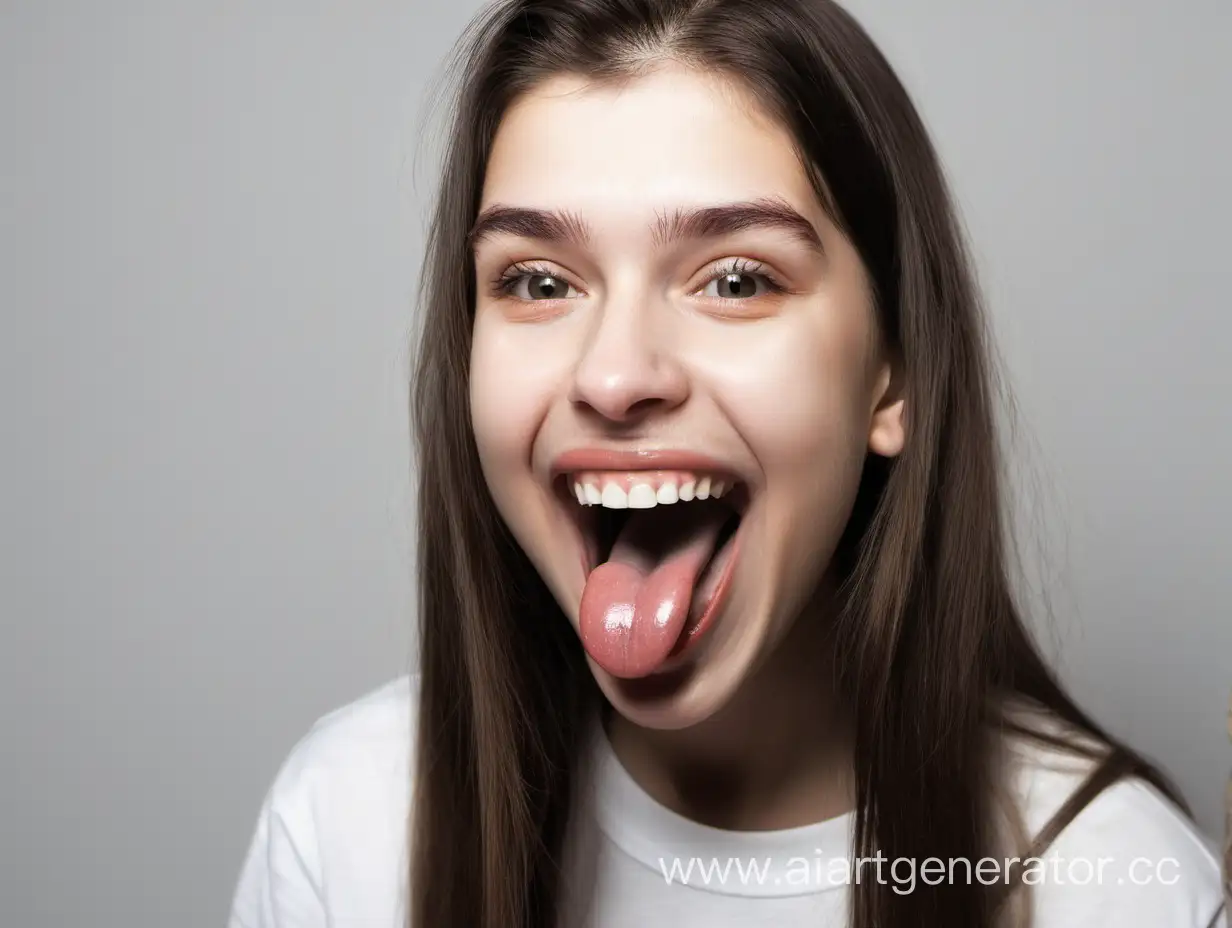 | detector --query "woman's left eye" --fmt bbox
[698,263,783,300]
